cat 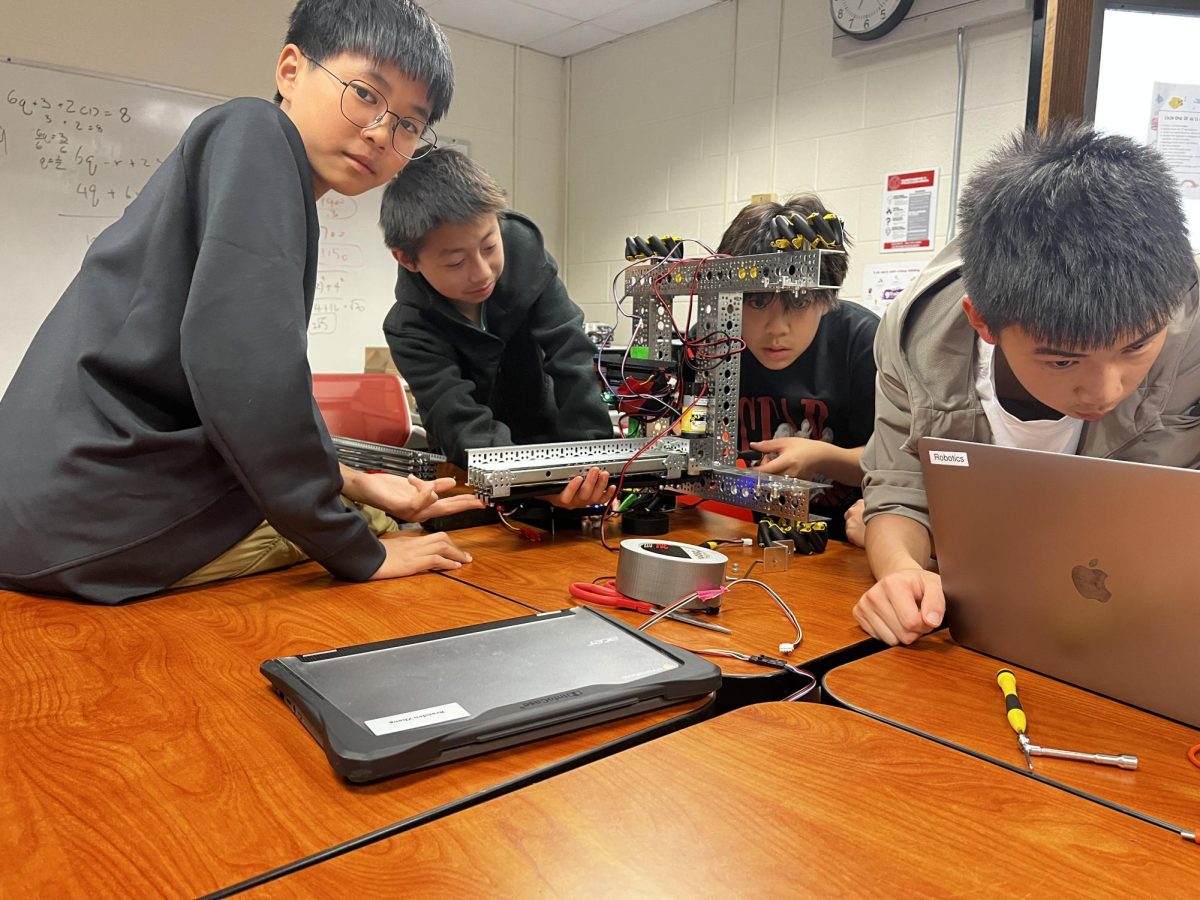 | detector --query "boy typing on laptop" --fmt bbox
[855,124,1200,646]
